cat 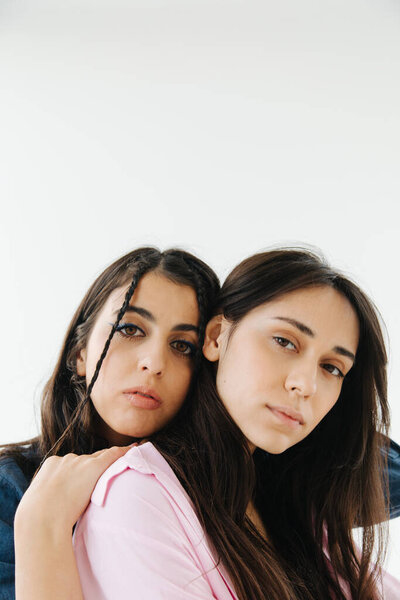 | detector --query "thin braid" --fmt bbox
[37,262,150,468]
[84,264,148,401]
[36,249,217,471]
